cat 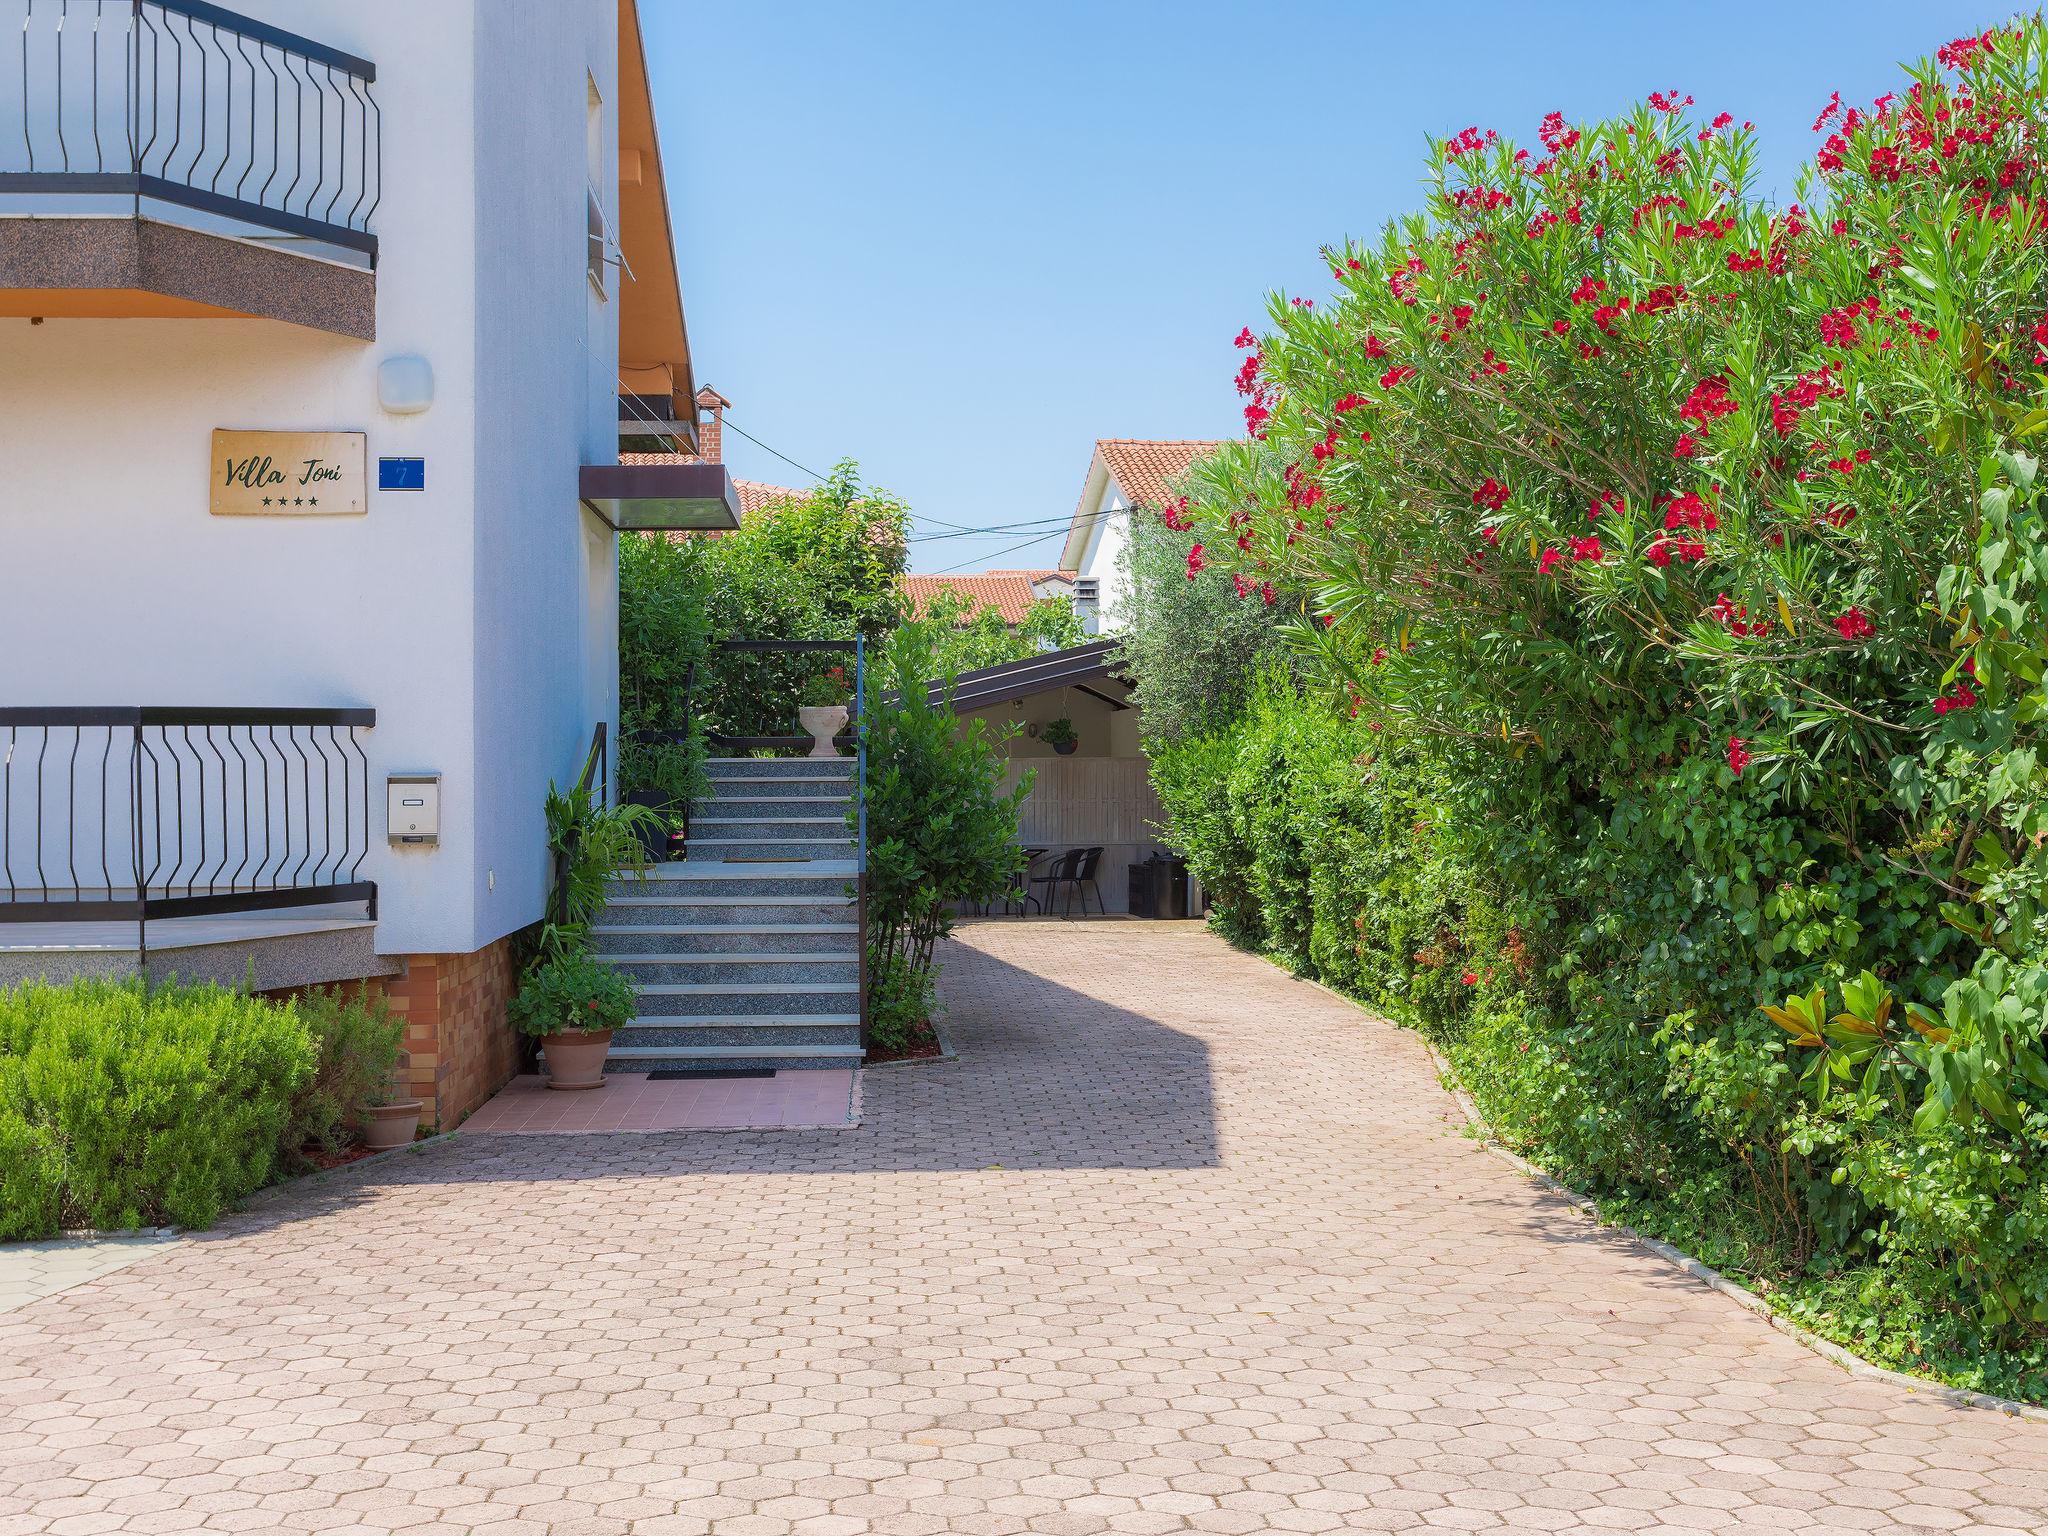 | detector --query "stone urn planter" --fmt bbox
[540,1027,614,1091]
[363,1098,423,1149]
[798,704,849,758]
